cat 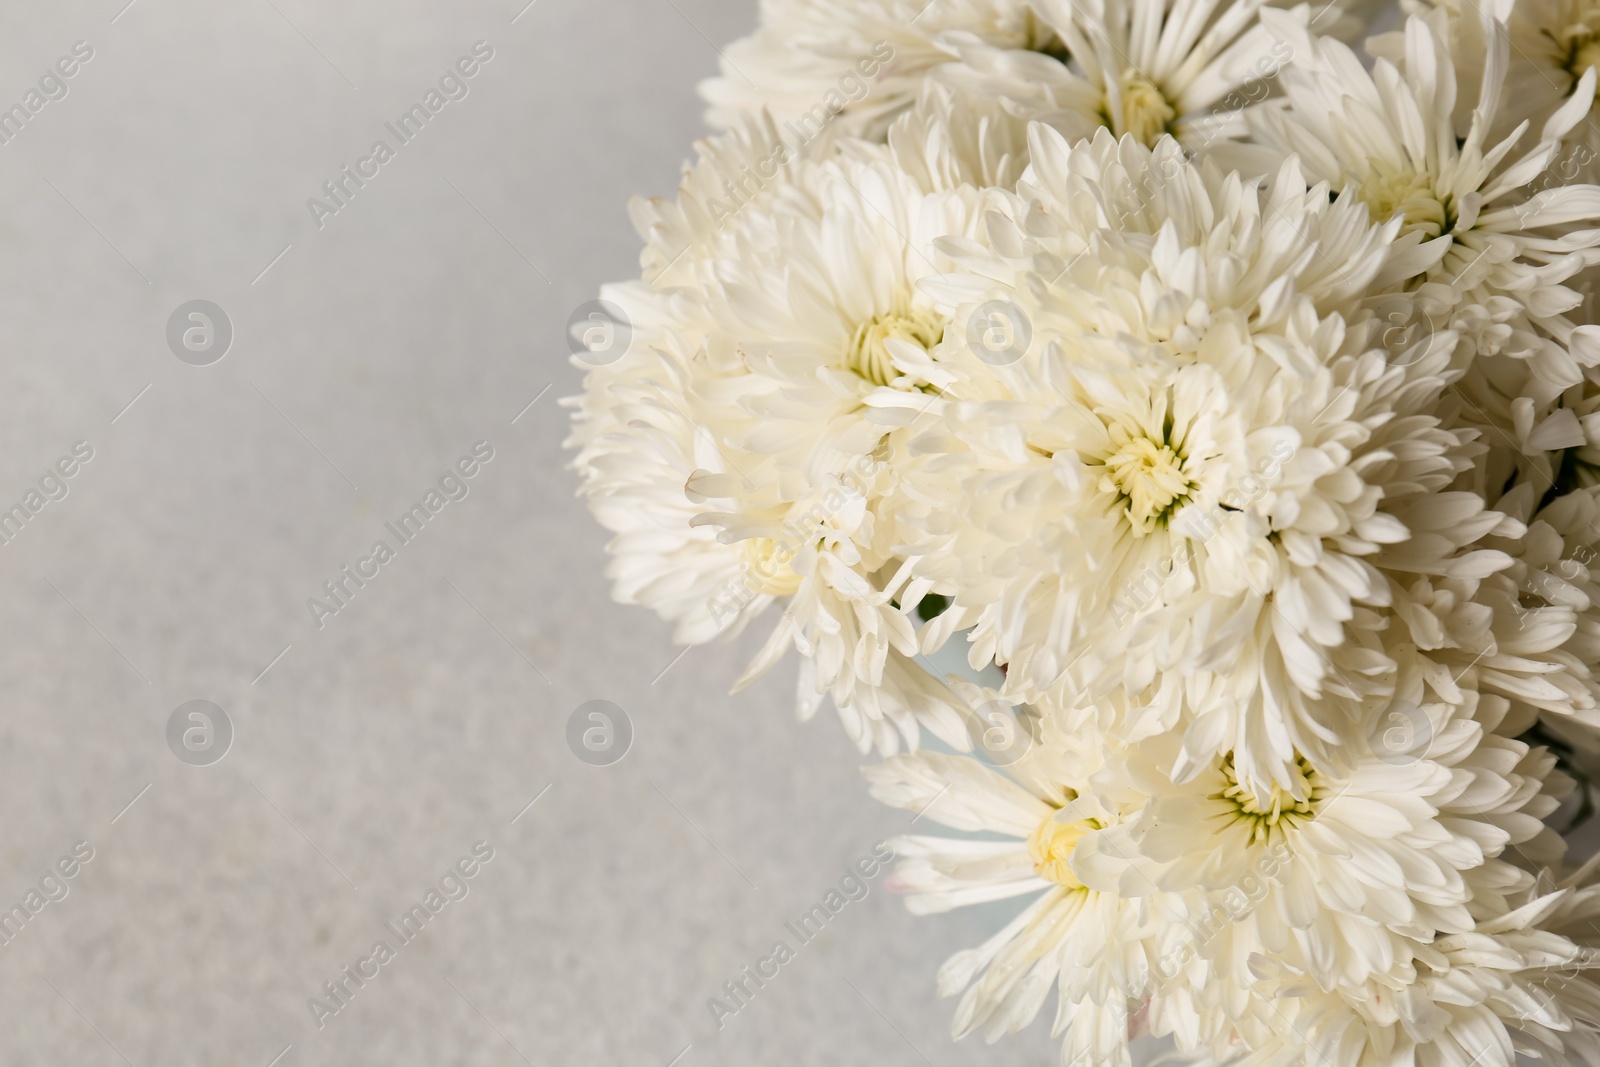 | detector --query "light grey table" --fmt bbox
[0,1,1081,1064]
